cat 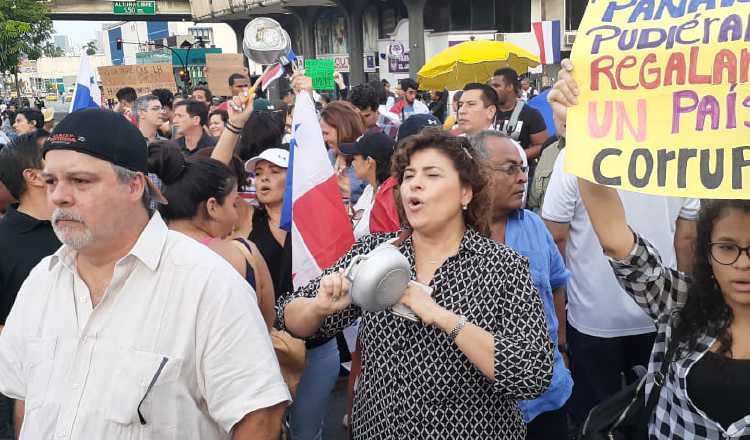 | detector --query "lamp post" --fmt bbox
[115,36,205,98]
